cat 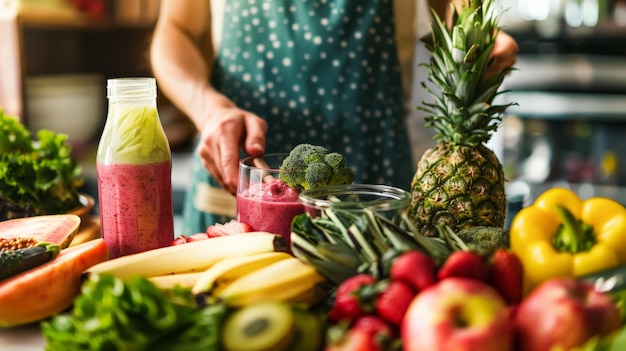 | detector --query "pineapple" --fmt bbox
[409,0,516,237]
